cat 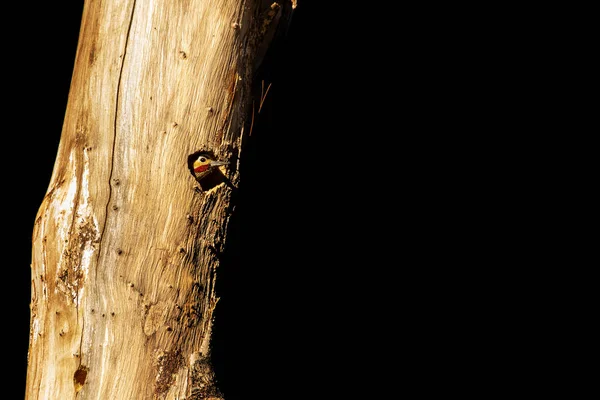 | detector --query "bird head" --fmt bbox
[189,152,228,181]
